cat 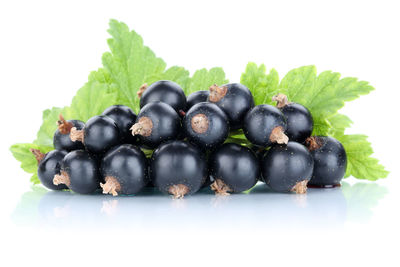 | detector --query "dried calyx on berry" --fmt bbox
[272,93,314,144]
